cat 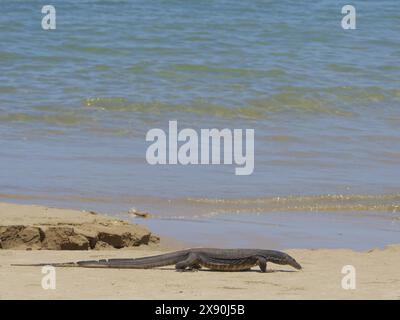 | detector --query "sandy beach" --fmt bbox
[0,202,399,300]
